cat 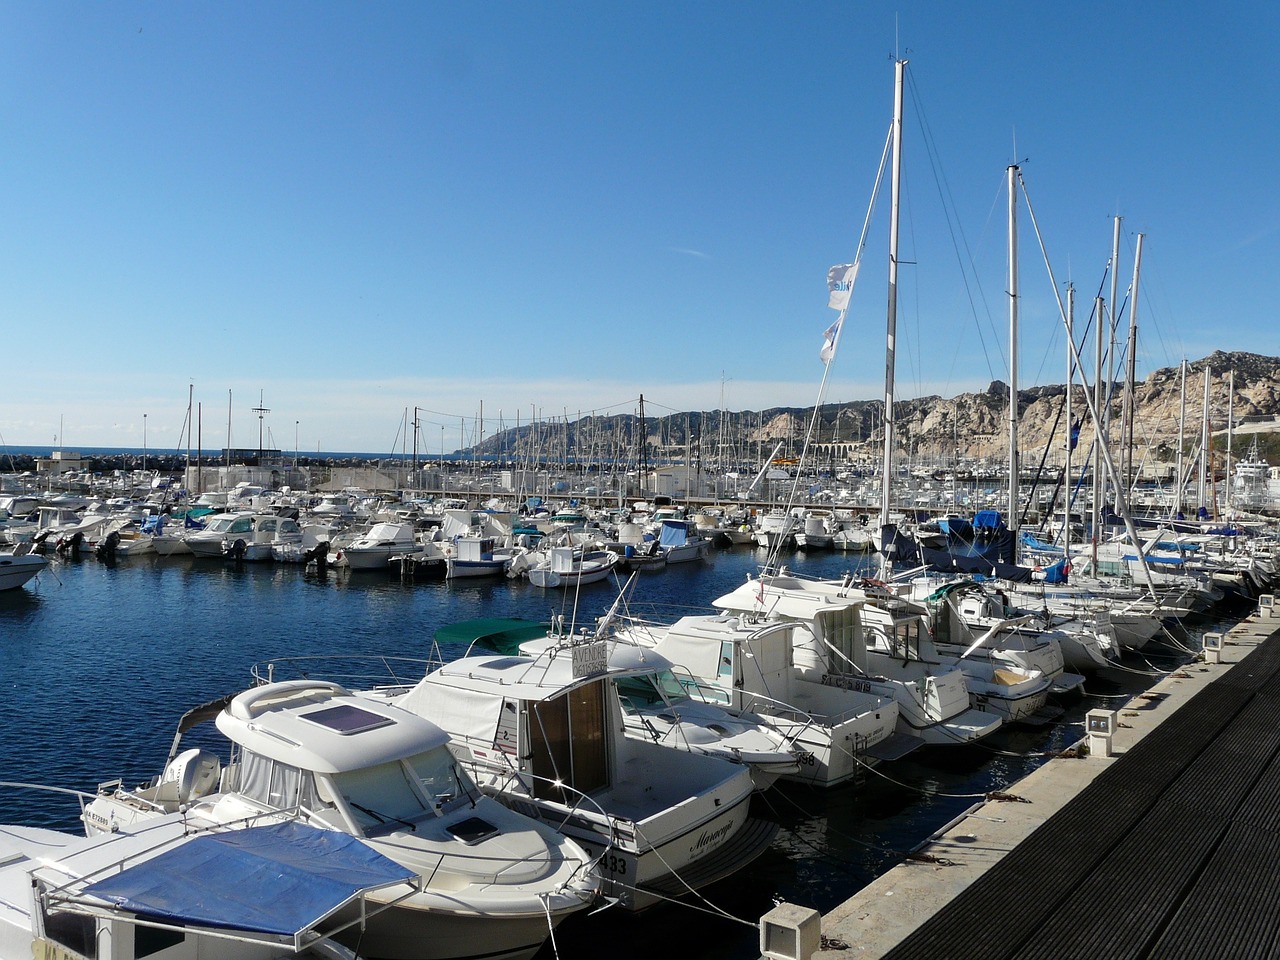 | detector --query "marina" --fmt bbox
[3,11,1279,958]
[0,533,1247,960]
